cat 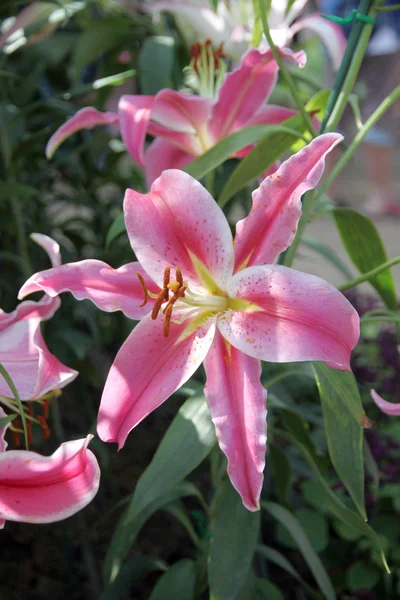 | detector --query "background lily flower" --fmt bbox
[0,234,77,402]
[371,389,400,416]
[0,409,100,526]
[45,47,305,186]
[19,134,360,510]
[147,0,346,69]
